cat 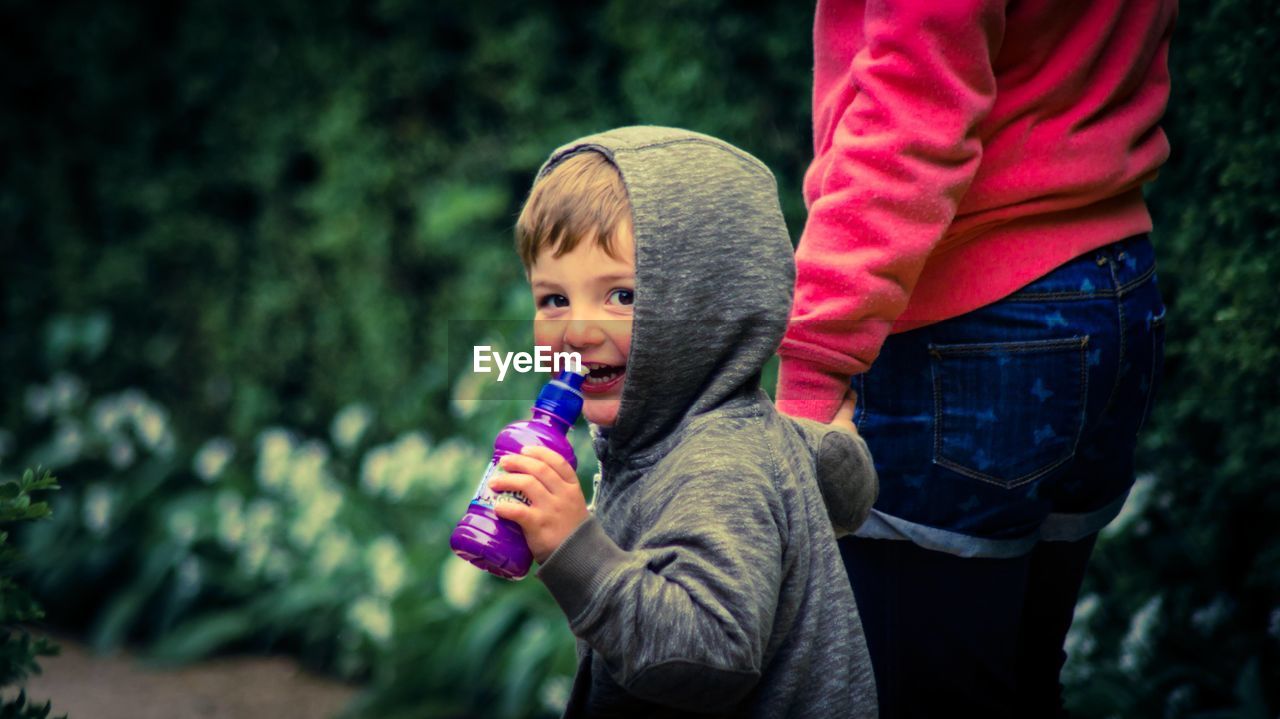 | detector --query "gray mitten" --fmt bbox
[789,417,878,538]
